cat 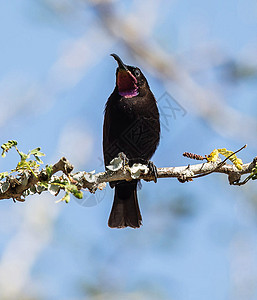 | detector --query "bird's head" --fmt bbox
[111,54,149,98]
